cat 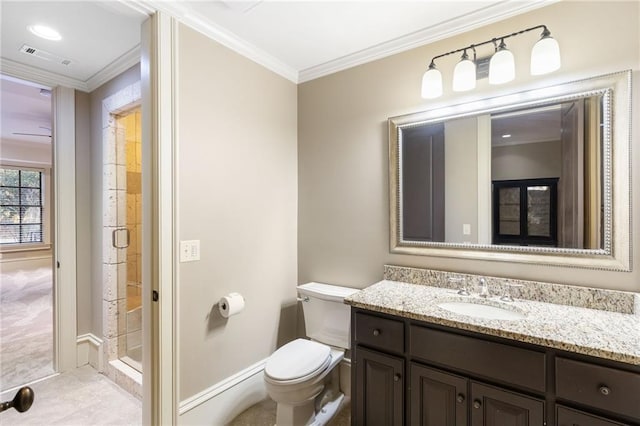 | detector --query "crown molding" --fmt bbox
[0,58,88,91]
[143,1,299,83]
[298,0,558,83]
[85,45,141,92]
[2,46,140,93]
